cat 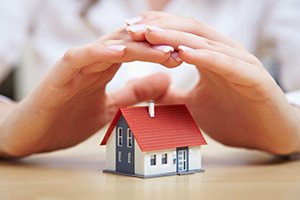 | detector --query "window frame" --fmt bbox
[117,127,123,147]
[150,154,156,166]
[161,153,168,165]
[127,128,133,148]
